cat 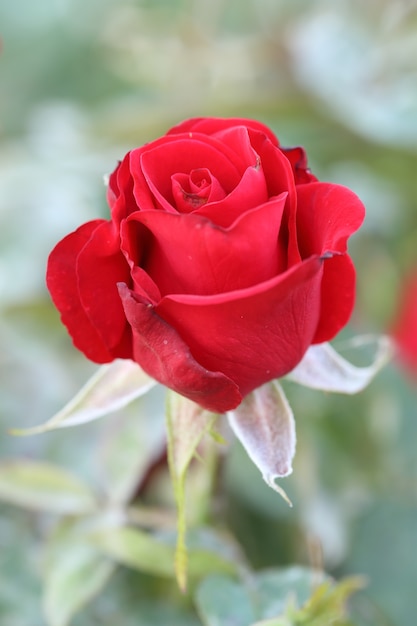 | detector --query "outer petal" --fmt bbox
[156,257,325,397]
[117,283,242,412]
[280,146,318,184]
[166,117,280,147]
[296,182,365,257]
[107,152,138,222]
[76,221,132,357]
[296,182,364,343]
[313,254,356,343]
[126,195,287,297]
[390,270,417,376]
[46,221,115,362]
